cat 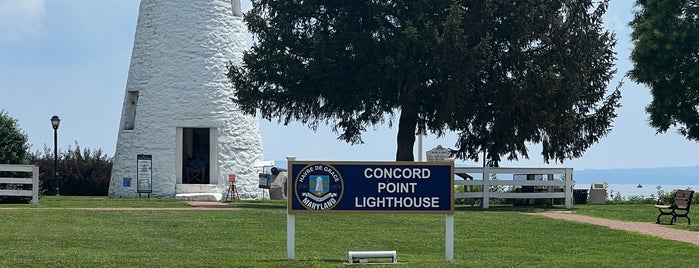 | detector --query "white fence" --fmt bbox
[454,167,573,209]
[0,164,40,207]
